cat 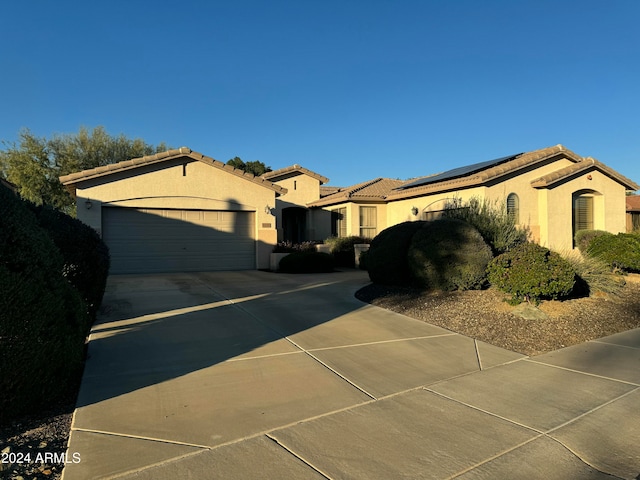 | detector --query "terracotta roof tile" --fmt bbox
[308,178,405,207]
[59,147,287,195]
[626,195,640,212]
[531,157,639,190]
[262,164,329,184]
